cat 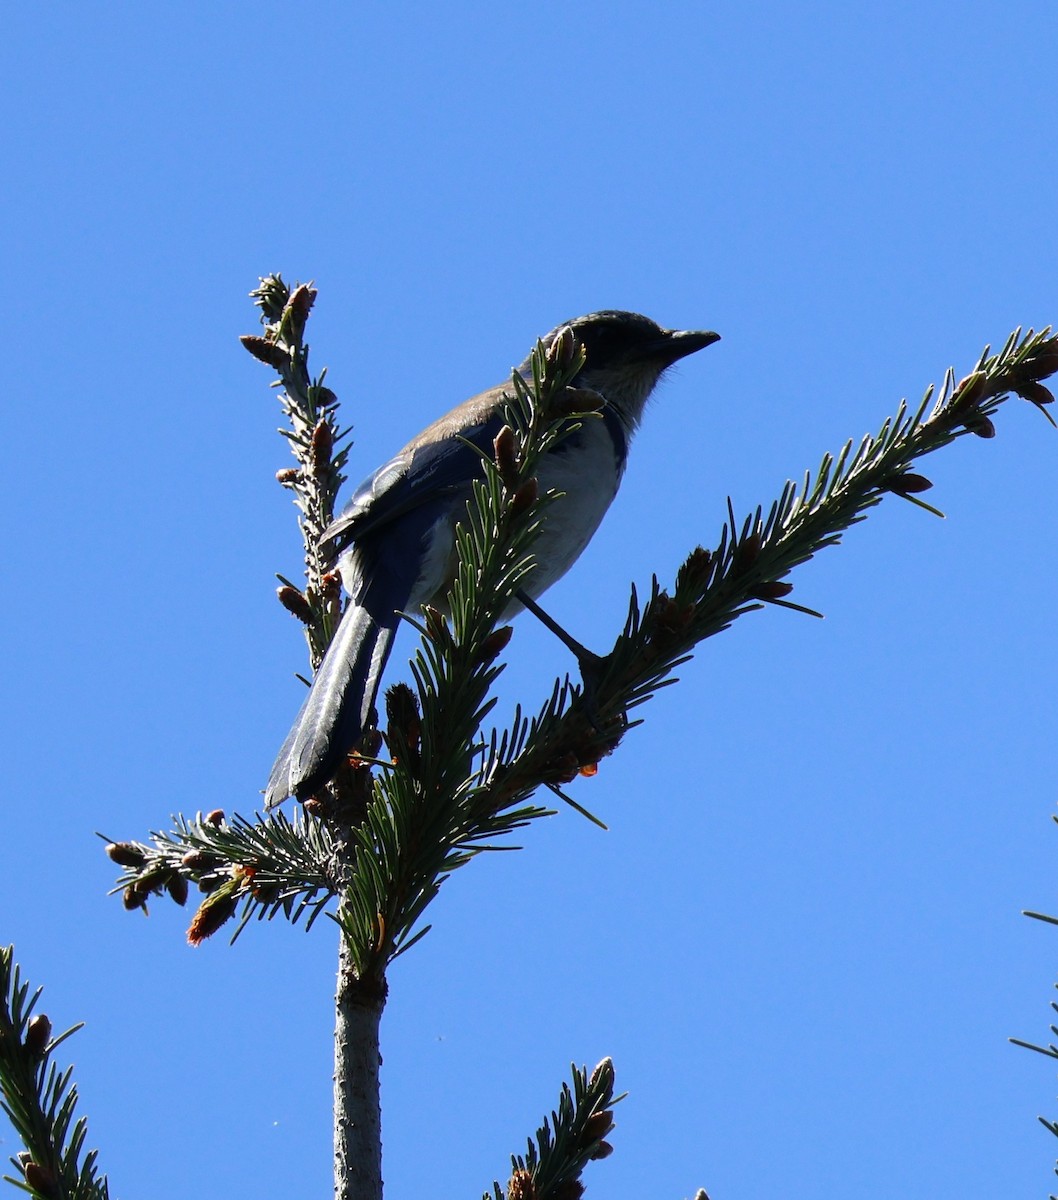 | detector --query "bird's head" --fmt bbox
[529,310,720,430]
